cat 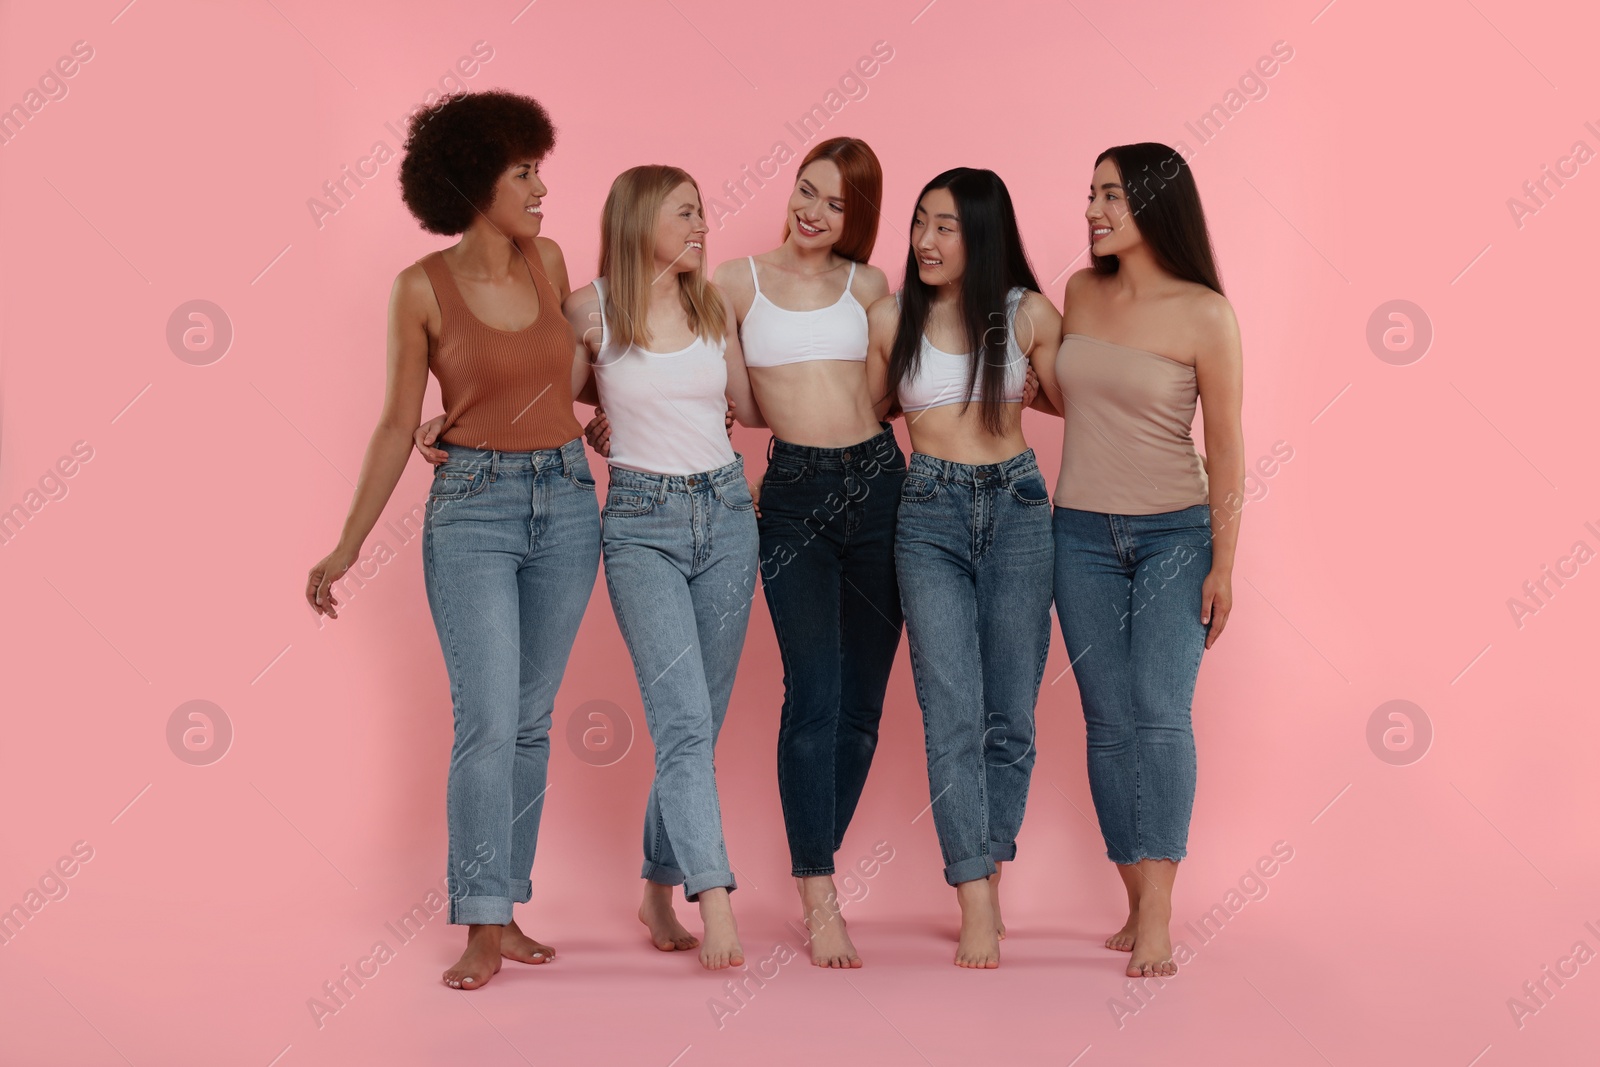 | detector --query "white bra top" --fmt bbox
[590,277,736,476]
[896,287,1030,413]
[740,257,868,368]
